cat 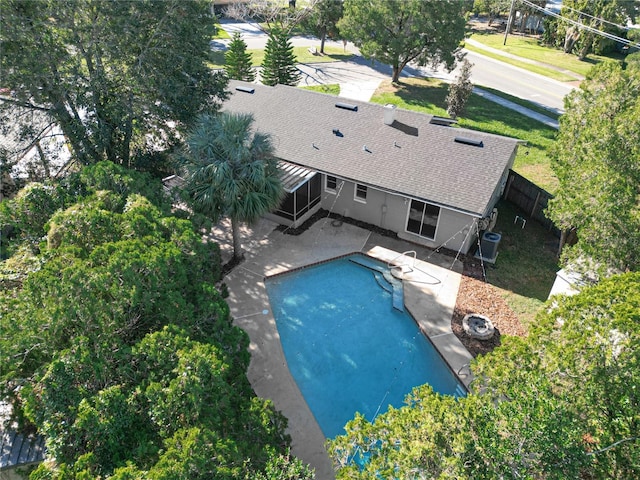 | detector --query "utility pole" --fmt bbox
[503,0,517,45]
